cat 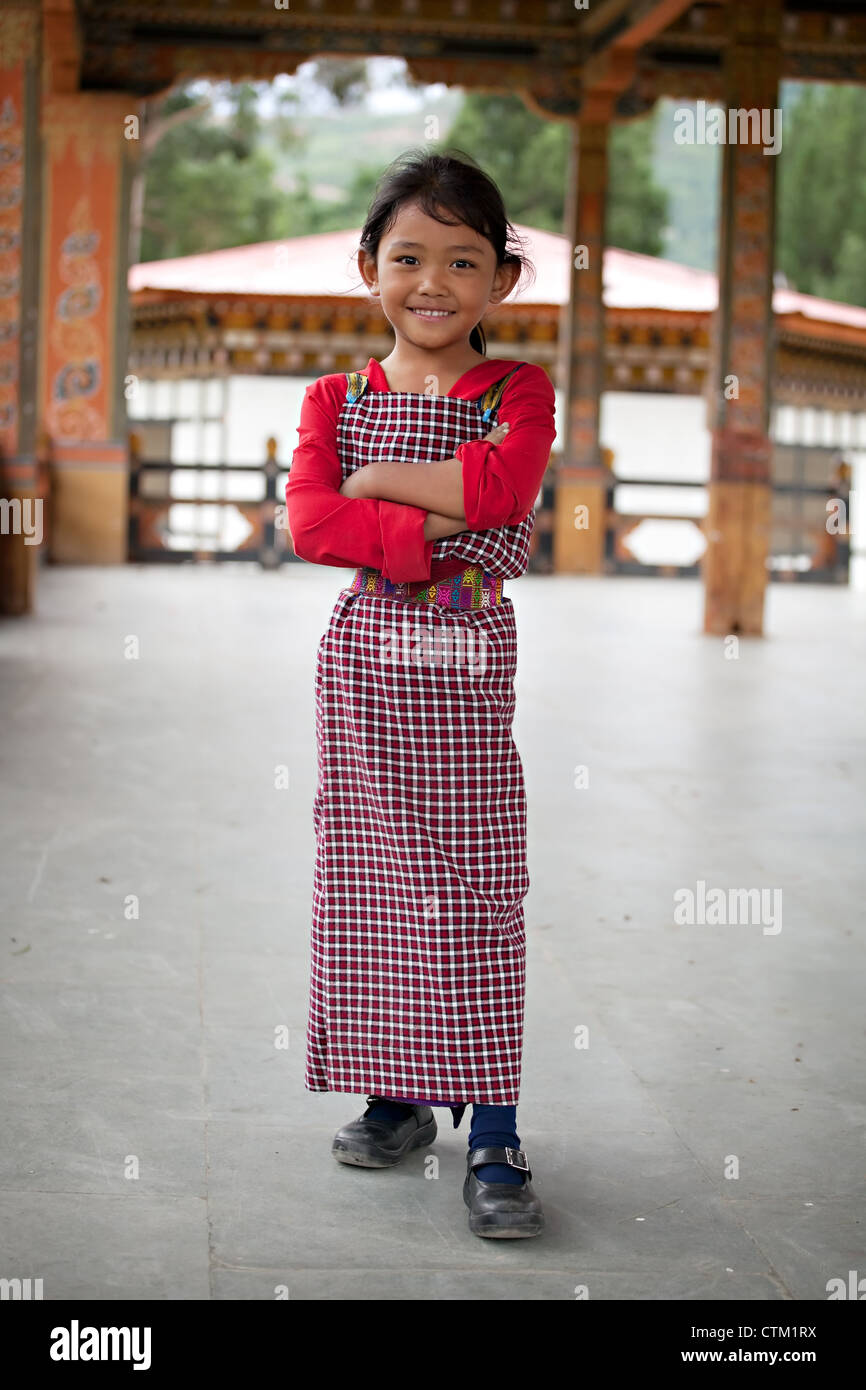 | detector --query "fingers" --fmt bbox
[483,421,510,443]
